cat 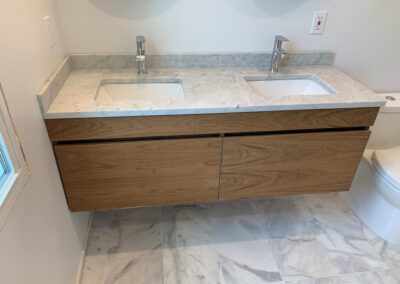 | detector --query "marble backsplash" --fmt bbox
[70,51,335,69]
[37,56,72,113]
[37,51,335,114]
